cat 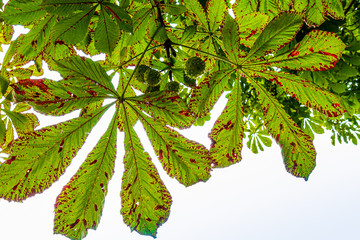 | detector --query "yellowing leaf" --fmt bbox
[260,30,346,71]
[132,106,211,186]
[0,105,111,201]
[249,77,316,180]
[127,91,195,129]
[121,111,171,237]
[54,110,118,240]
[210,79,245,167]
